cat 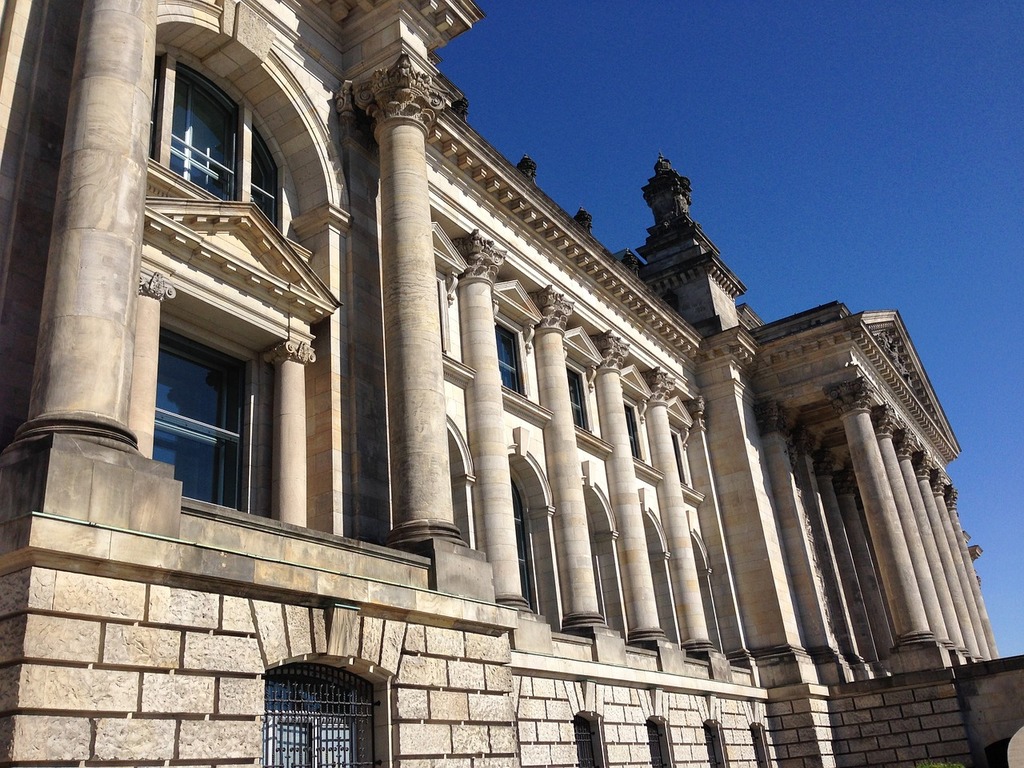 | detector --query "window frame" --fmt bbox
[495,322,524,394]
[624,402,643,460]
[169,64,239,202]
[573,714,605,768]
[511,480,535,611]
[567,366,589,430]
[647,718,673,768]
[704,719,729,768]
